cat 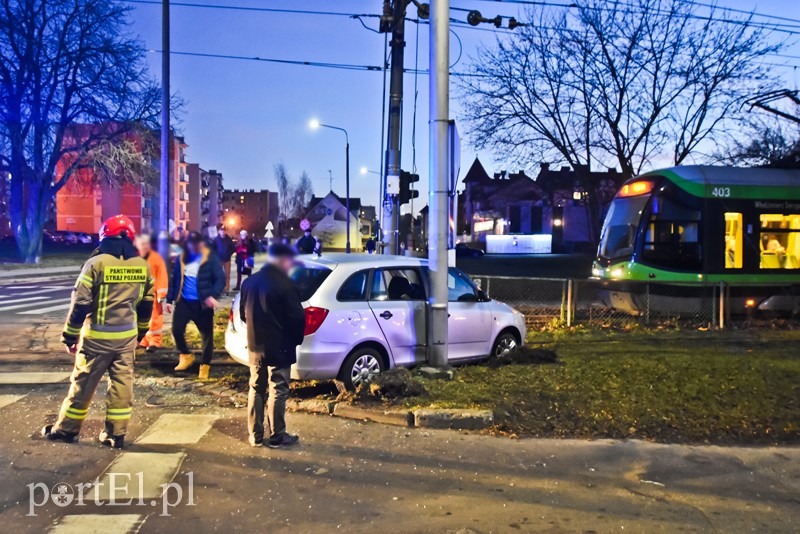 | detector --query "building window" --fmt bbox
[724,212,743,269]
[759,214,800,269]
